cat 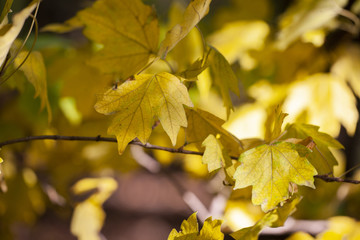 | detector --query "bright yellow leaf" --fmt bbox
[14,50,52,122]
[276,0,348,50]
[77,0,159,78]
[286,232,315,240]
[283,73,358,136]
[95,73,193,154]
[207,21,269,68]
[234,142,317,212]
[168,212,224,240]
[0,1,37,67]
[158,0,212,59]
